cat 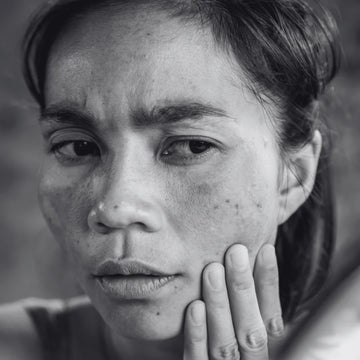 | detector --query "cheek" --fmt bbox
[38,163,94,259]
[167,148,280,266]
